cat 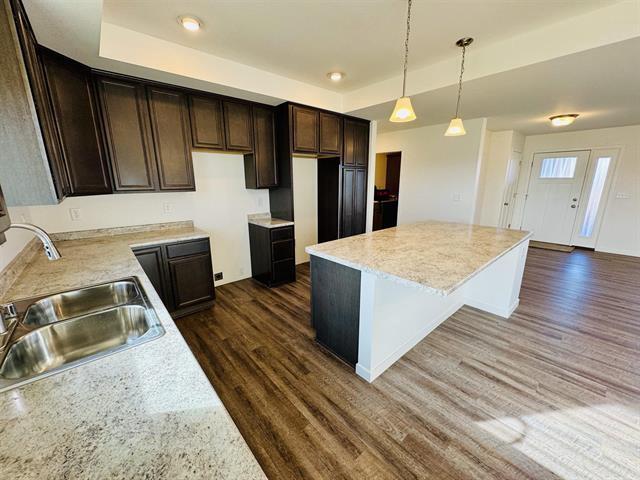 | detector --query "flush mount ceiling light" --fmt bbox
[178,16,202,32]
[327,71,345,81]
[445,37,474,137]
[549,114,579,127]
[389,0,416,123]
